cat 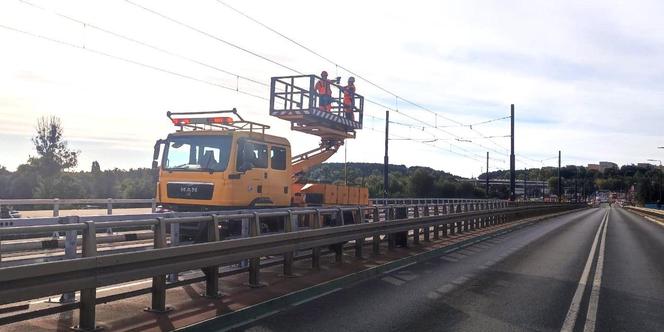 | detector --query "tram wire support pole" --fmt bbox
[524,168,527,201]
[486,152,490,198]
[384,110,389,200]
[558,150,562,203]
[510,104,516,202]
